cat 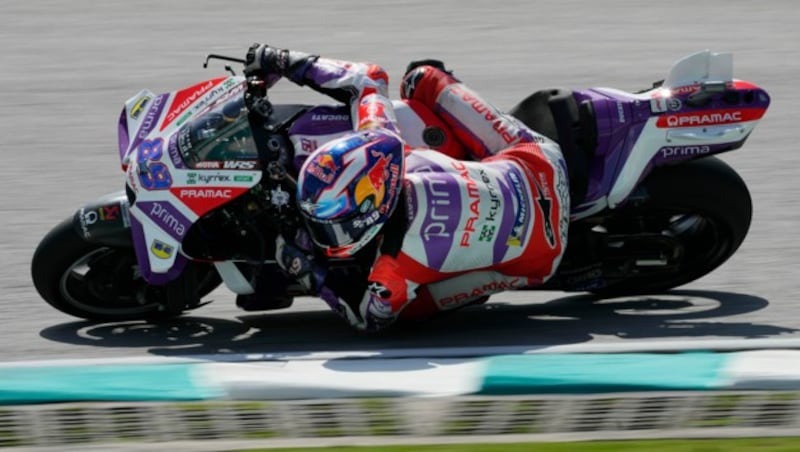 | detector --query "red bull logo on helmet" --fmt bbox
[355,149,401,212]
[367,150,391,189]
[307,153,338,183]
[354,151,388,209]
